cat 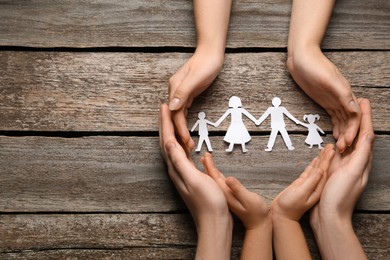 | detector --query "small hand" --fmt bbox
[202,153,270,230]
[272,144,335,221]
[203,152,273,260]
[168,48,224,152]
